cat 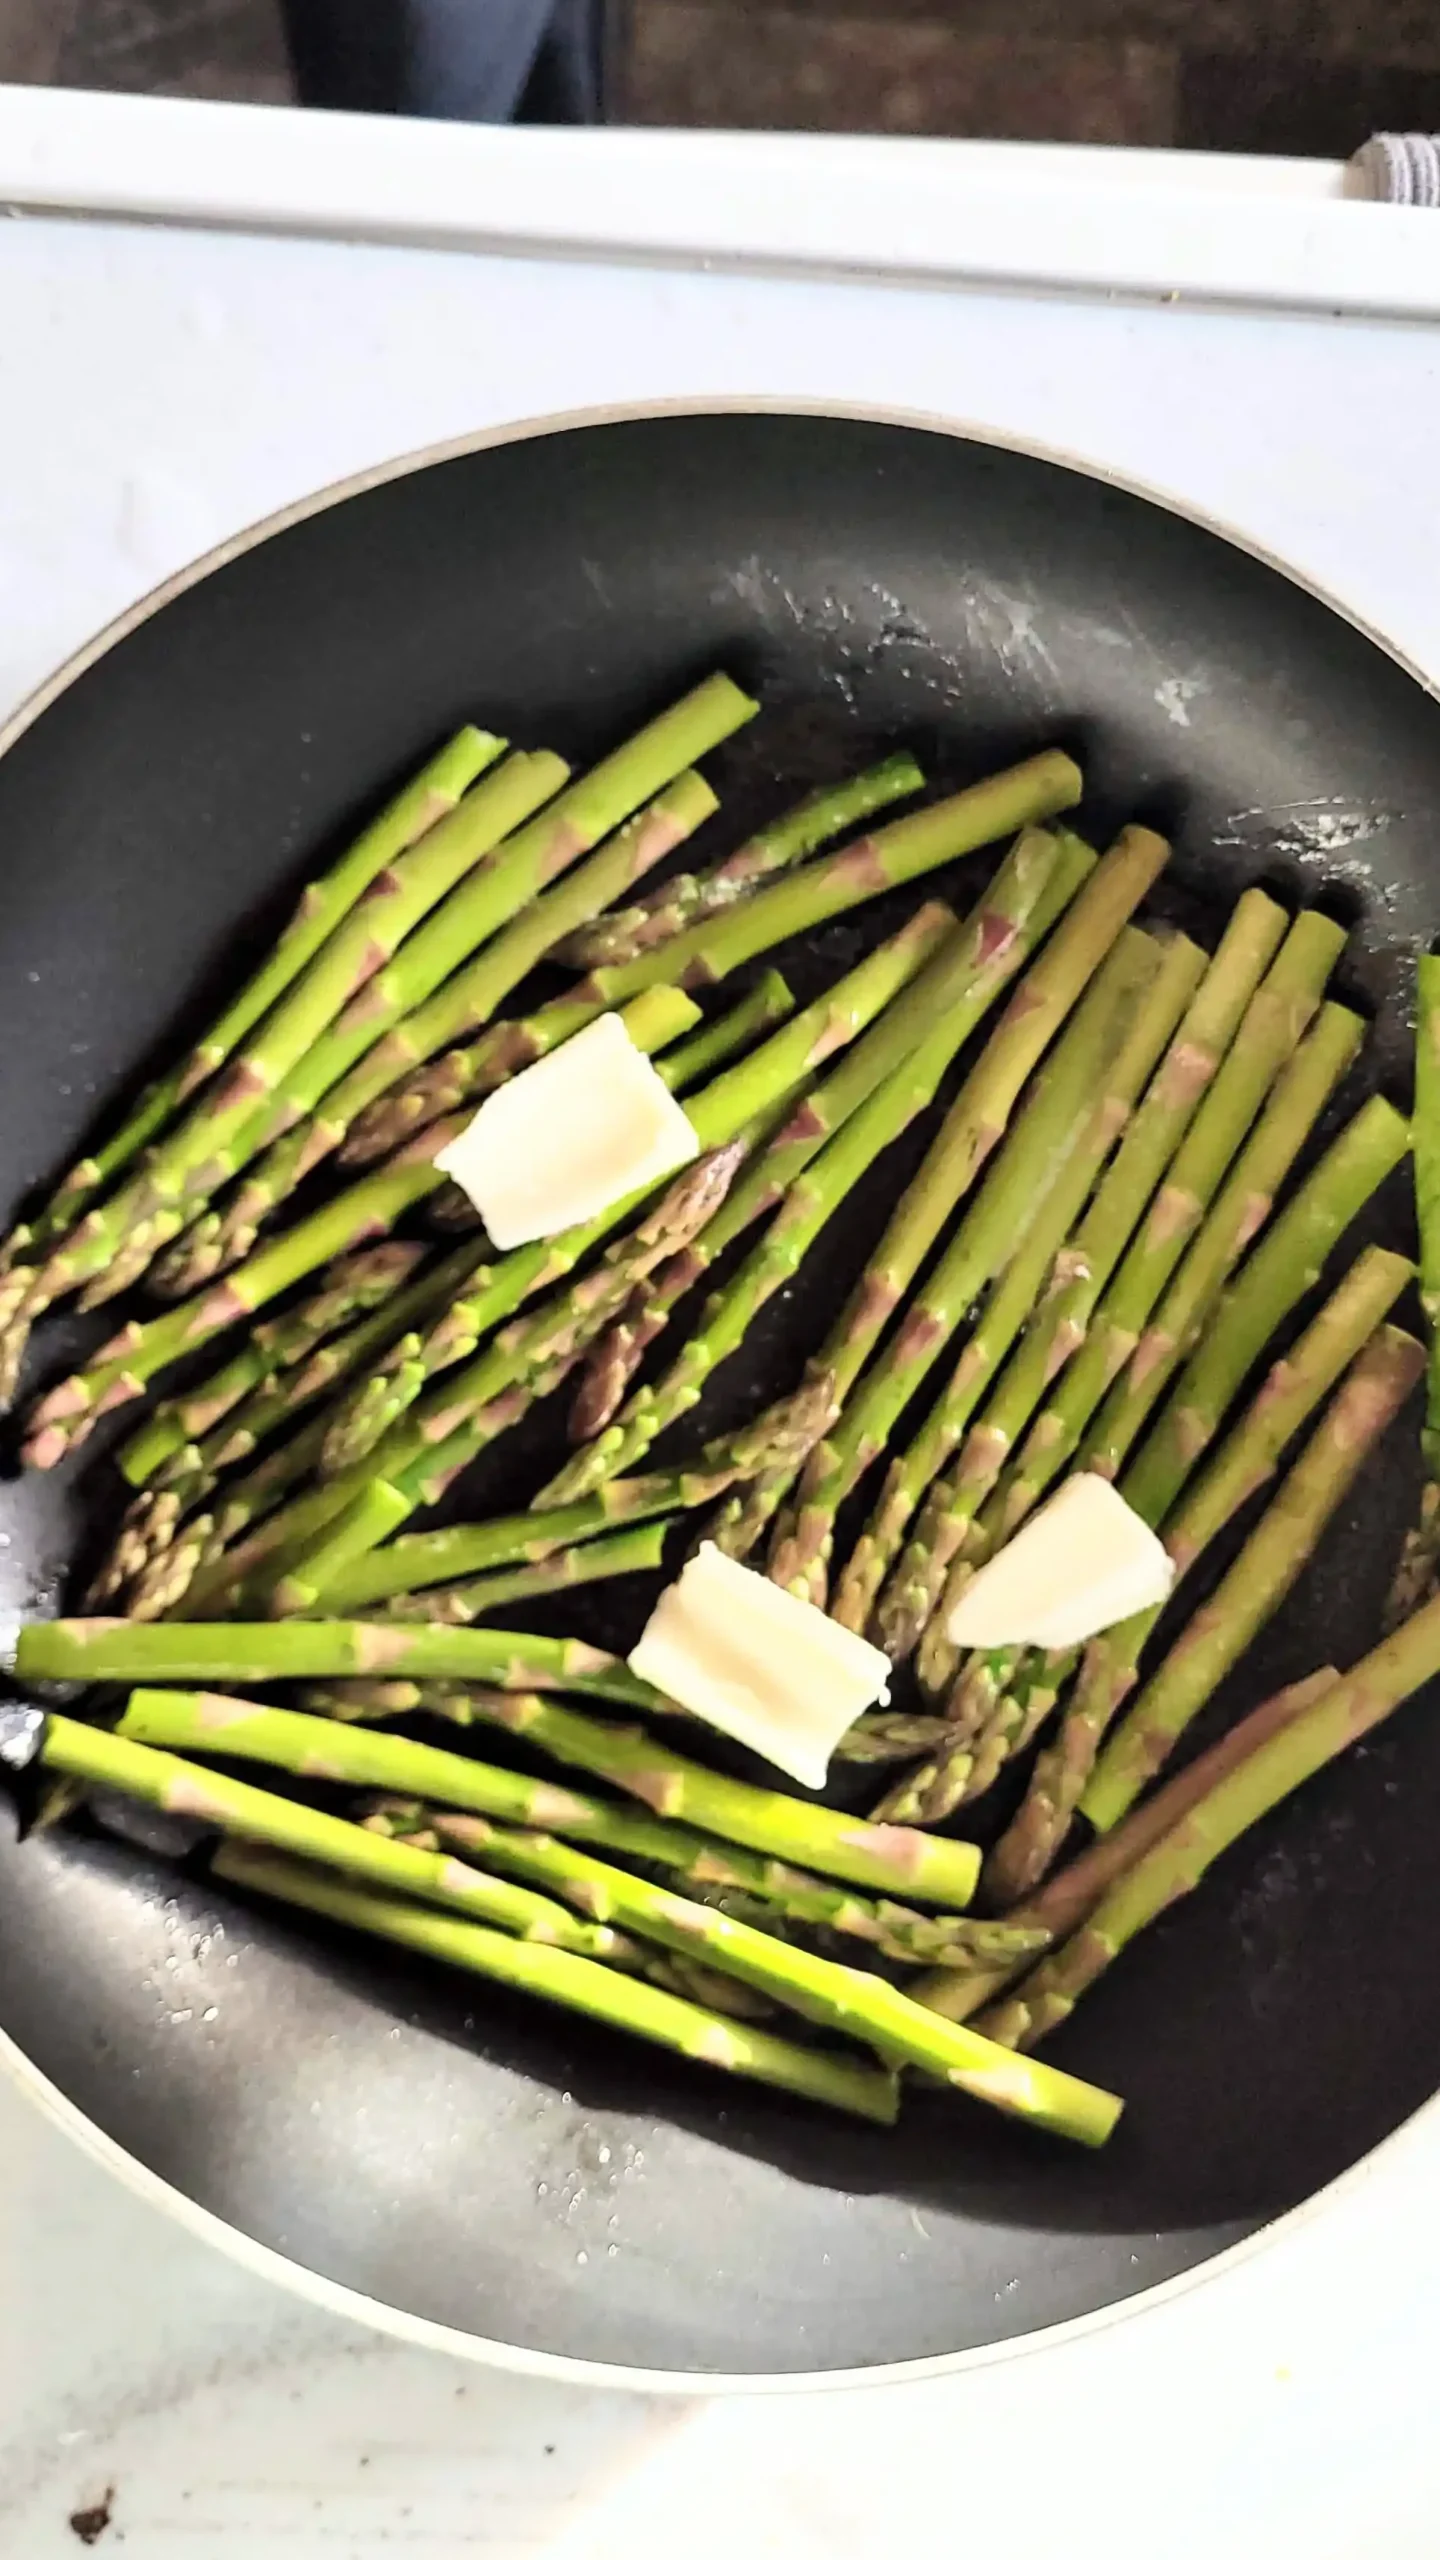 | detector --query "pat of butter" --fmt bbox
[436,1012,699,1250]
[628,1542,891,1790]
[945,1473,1174,1652]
